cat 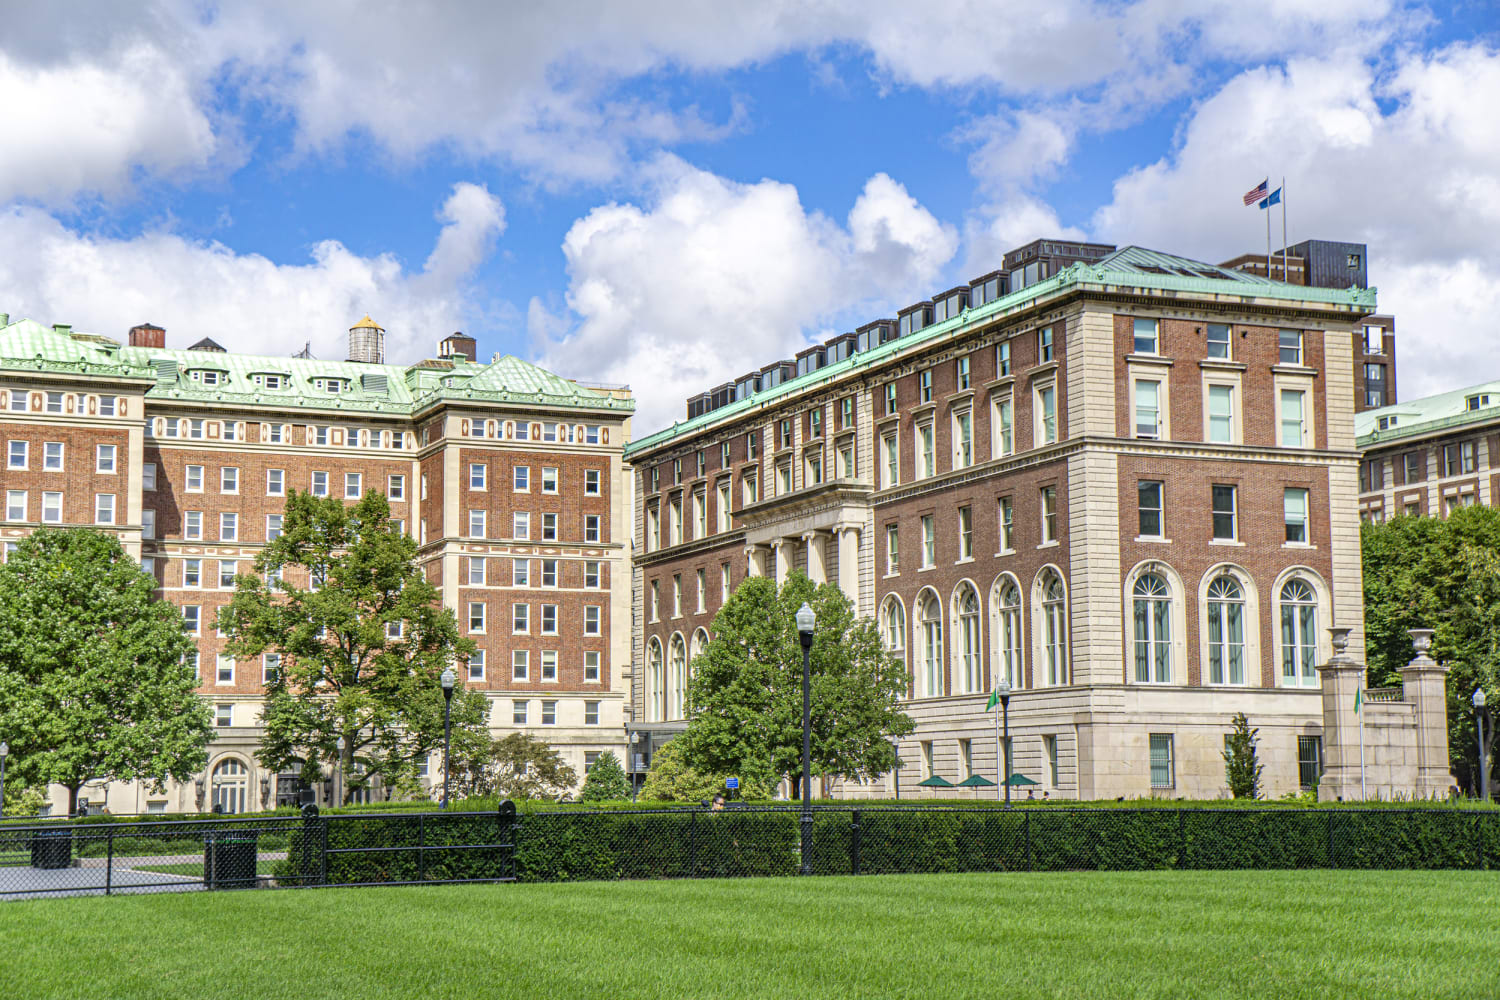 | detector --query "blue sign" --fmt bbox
[725,777,739,790]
